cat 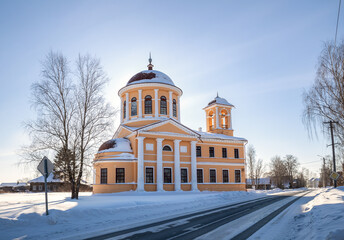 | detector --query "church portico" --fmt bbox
[93,56,247,194]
